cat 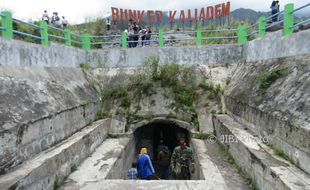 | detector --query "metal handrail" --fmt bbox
[72,39,82,44]
[291,3,310,13]
[91,41,121,45]
[248,31,259,37]
[48,24,64,32]
[265,10,285,21]
[202,28,238,32]
[203,36,238,40]
[48,34,65,40]
[13,18,41,29]
[71,32,81,37]
[90,34,121,38]
[12,30,42,40]
[265,20,284,30]
[291,18,310,28]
